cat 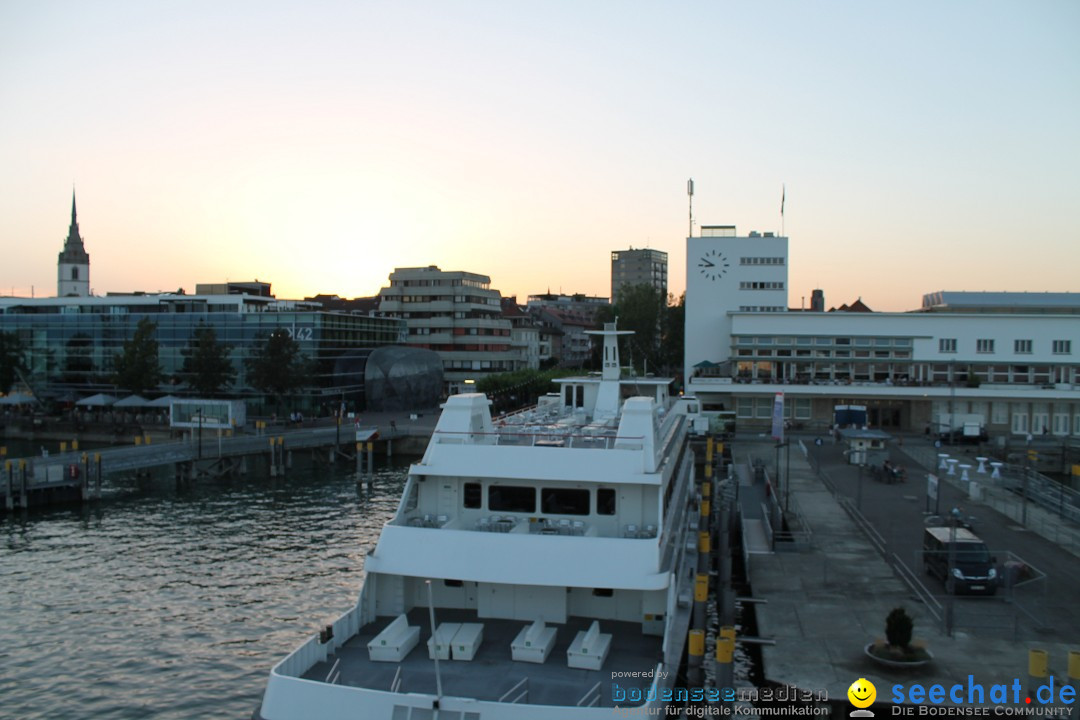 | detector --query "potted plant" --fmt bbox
[865,607,933,667]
